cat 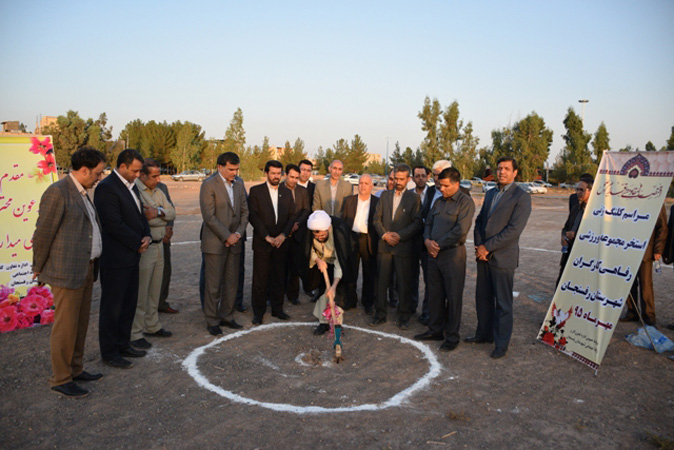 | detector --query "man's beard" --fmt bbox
[268,178,280,186]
